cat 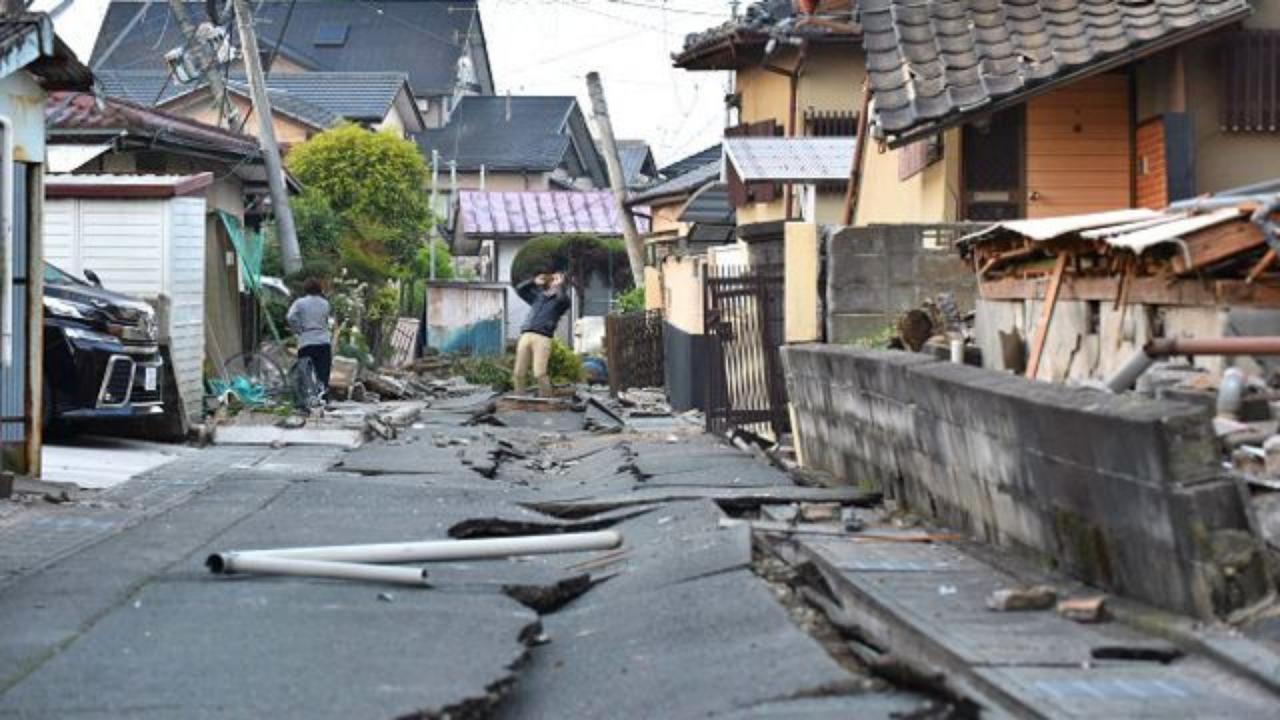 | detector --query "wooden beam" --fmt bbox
[1246,248,1277,284]
[1171,220,1265,275]
[980,275,1224,306]
[1025,253,1069,380]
